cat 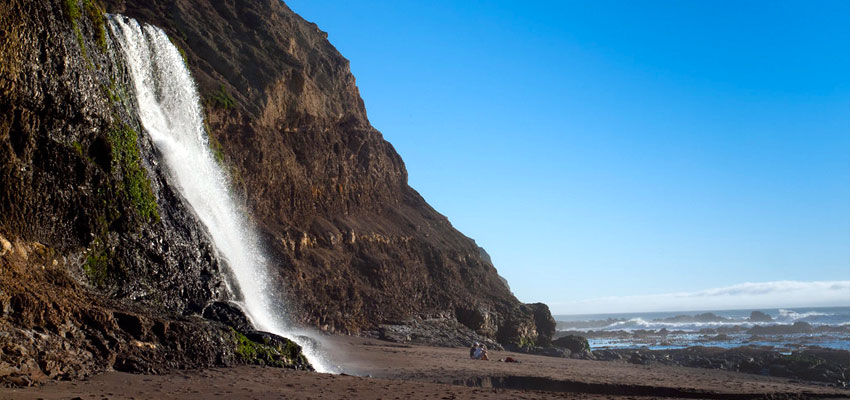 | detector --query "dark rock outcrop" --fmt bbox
[595,346,850,387]
[748,322,813,335]
[748,311,773,322]
[508,334,594,360]
[552,335,591,354]
[367,317,503,350]
[0,237,310,386]
[202,301,254,333]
